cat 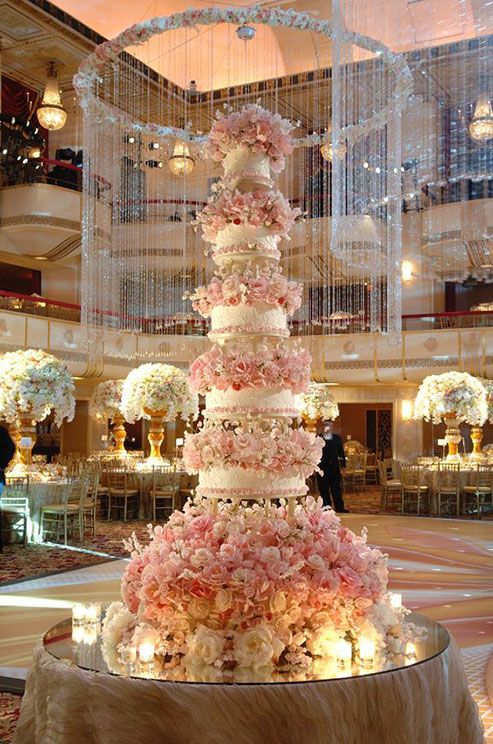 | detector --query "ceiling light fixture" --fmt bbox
[36,61,67,131]
[168,140,195,176]
[469,93,493,143]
